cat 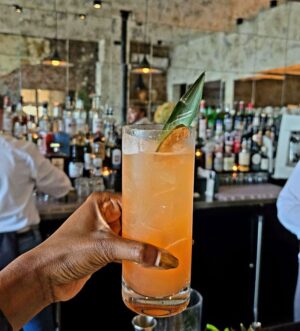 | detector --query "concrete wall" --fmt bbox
[168,2,300,107]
